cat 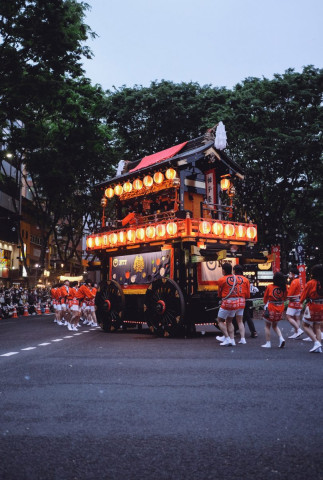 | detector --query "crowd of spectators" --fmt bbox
[0,286,52,318]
